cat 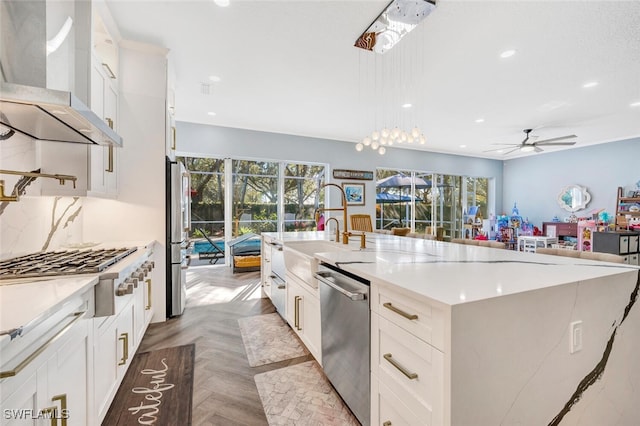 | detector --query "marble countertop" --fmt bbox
[0,274,98,344]
[263,232,638,306]
[0,240,156,343]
